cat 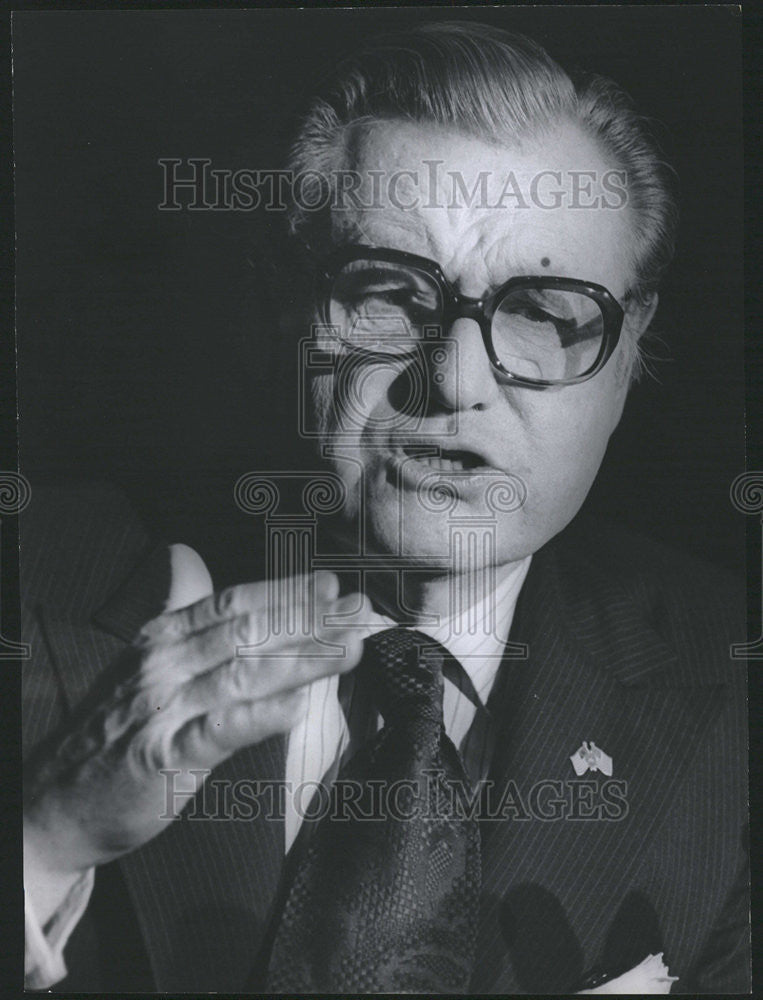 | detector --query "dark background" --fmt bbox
[12,6,744,584]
